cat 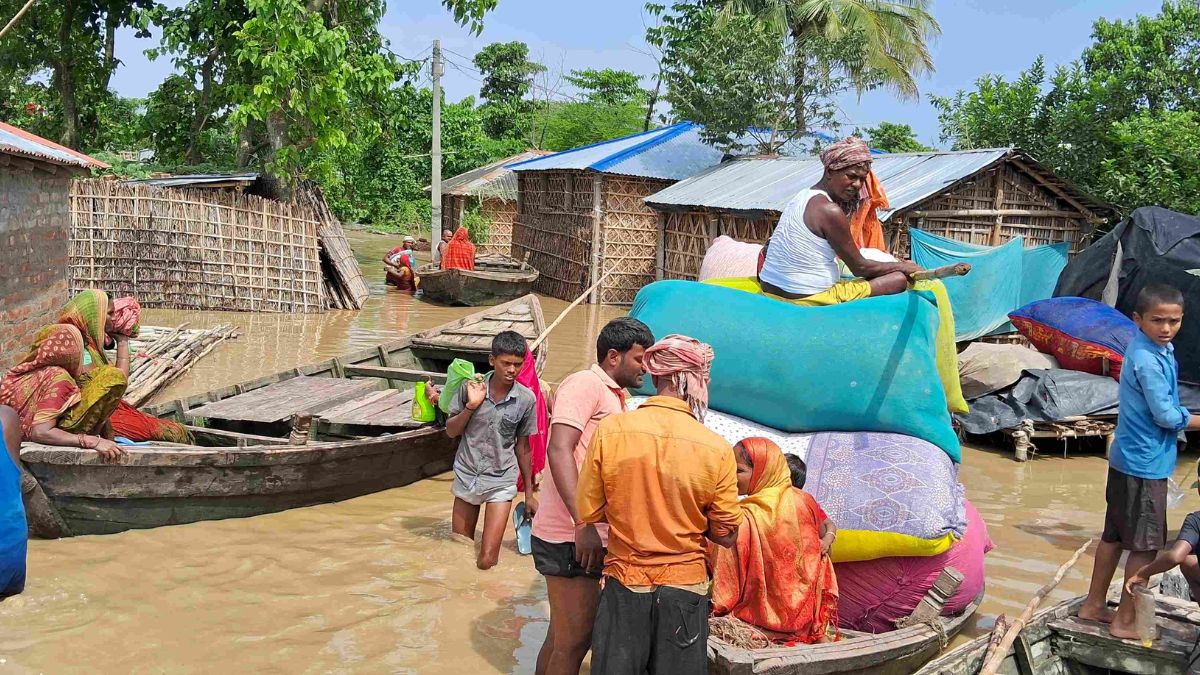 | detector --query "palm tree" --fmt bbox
[719,0,940,102]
